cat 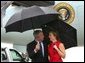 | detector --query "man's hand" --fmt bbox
[34,42,40,53]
